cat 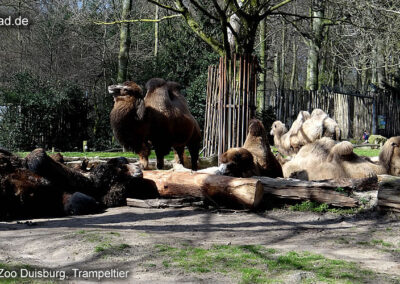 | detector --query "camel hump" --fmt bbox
[331,141,353,156]
[311,108,327,117]
[166,81,181,92]
[145,78,167,93]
